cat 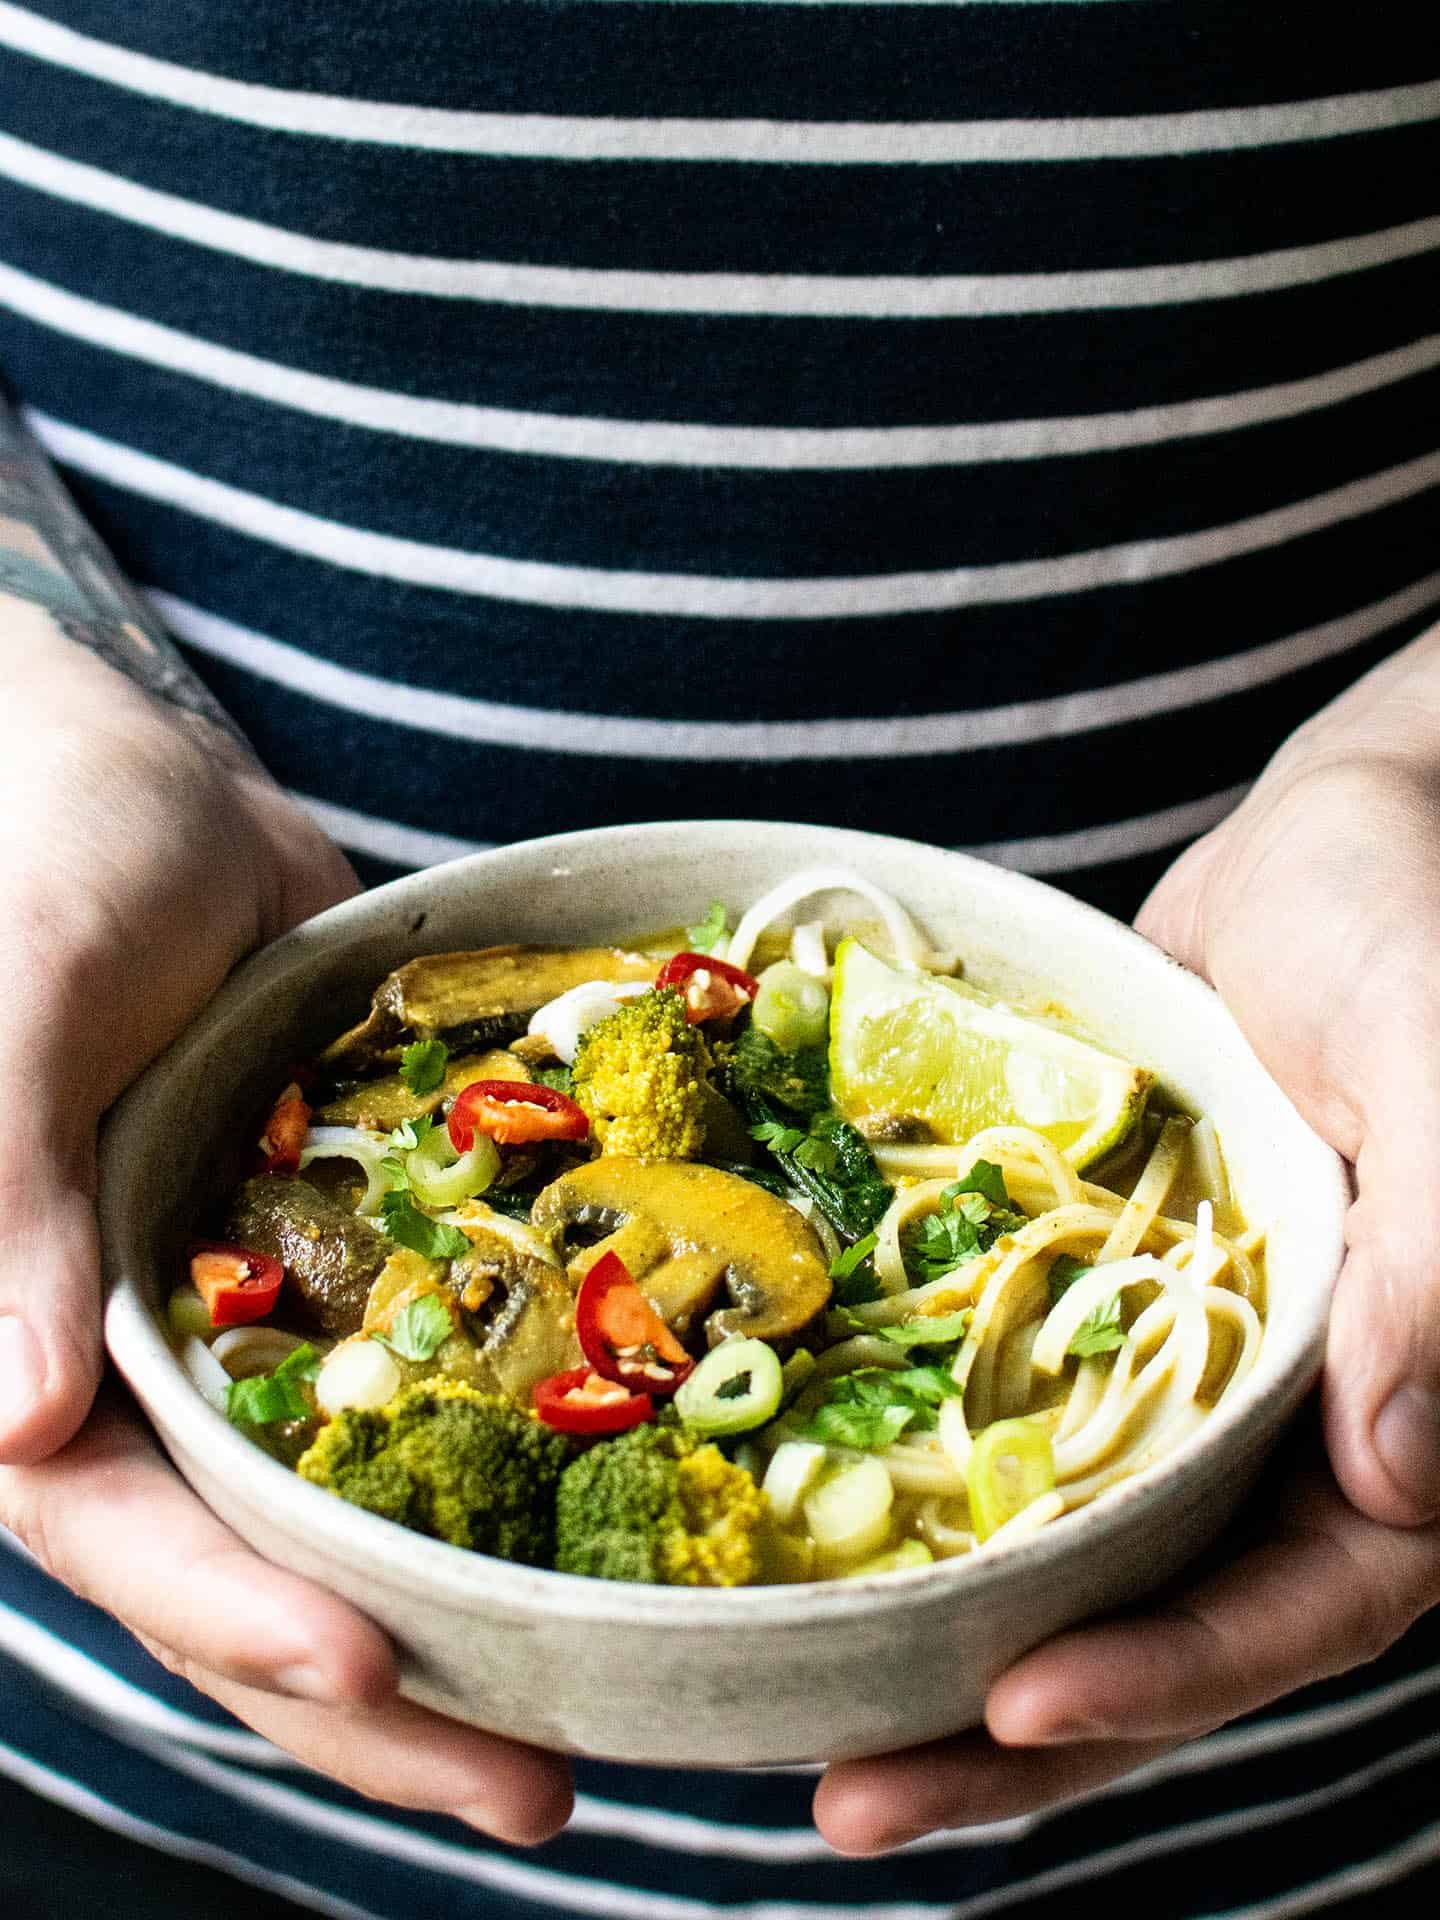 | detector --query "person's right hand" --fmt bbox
[0,632,574,1843]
